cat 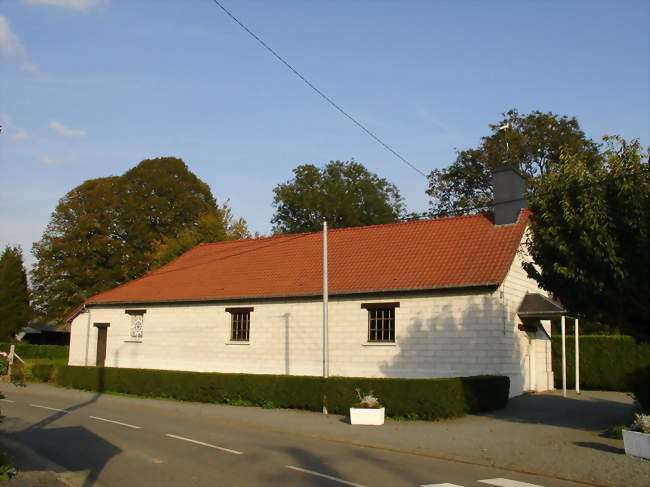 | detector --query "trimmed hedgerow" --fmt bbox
[55,366,325,410]
[0,343,69,361]
[325,375,509,420]
[52,365,508,419]
[551,335,650,391]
